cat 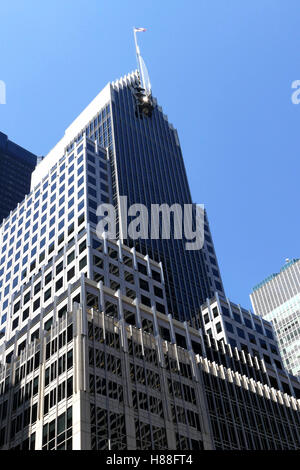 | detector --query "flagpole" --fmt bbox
[133,28,140,56]
[133,27,146,92]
